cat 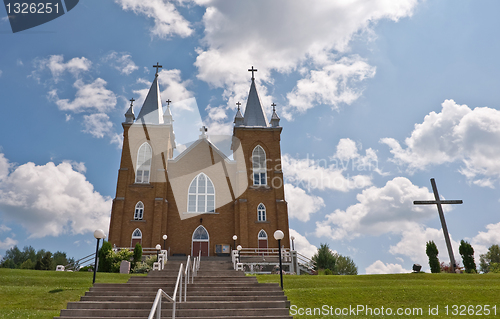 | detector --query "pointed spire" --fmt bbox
[234,101,244,126]
[136,75,164,125]
[163,99,173,124]
[125,98,135,124]
[243,67,268,127]
[270,102,280,127]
